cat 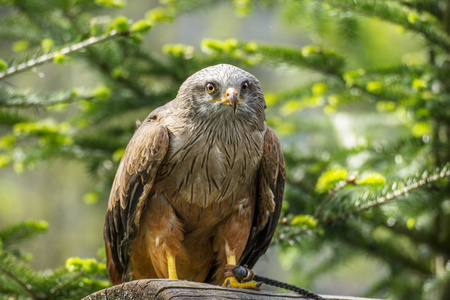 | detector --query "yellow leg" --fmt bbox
[167,254,178,280]
[222,254,261,289]
[228,255,236,266]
